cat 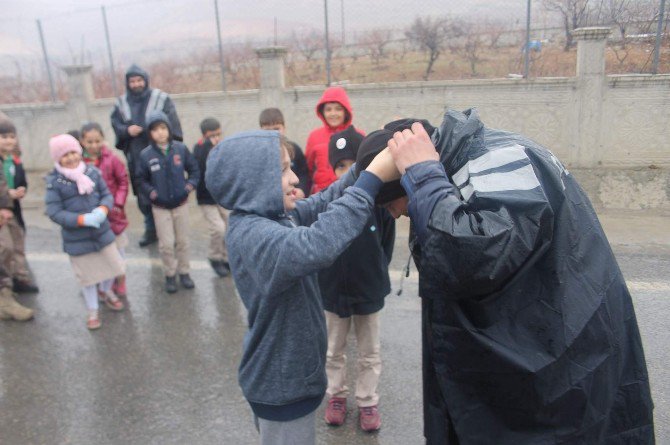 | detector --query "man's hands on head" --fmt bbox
[388,122,439,174]
[128,125,143,137]
[365,147,401,183]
